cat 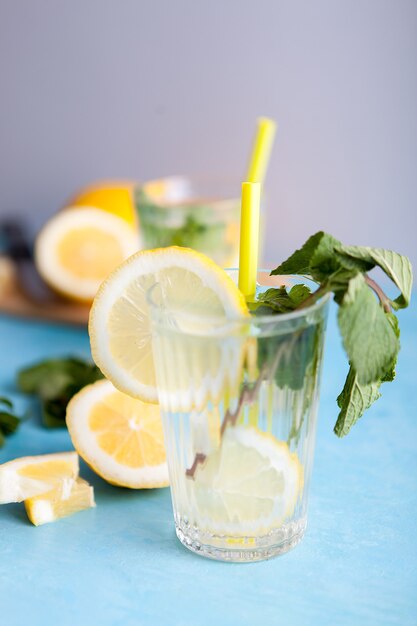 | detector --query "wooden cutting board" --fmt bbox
[0,256,90,325]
